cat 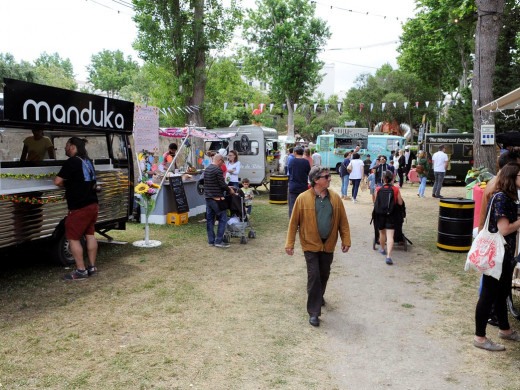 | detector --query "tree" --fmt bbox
[34,52,77,90]
[398,0,475,93]
[241,0,331,138]
[493,0,520,133]
[472,0,506,173]
[132,0,241,127]
[204,57,269,128]
[0,53,38,91]
[87,50,139,98]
